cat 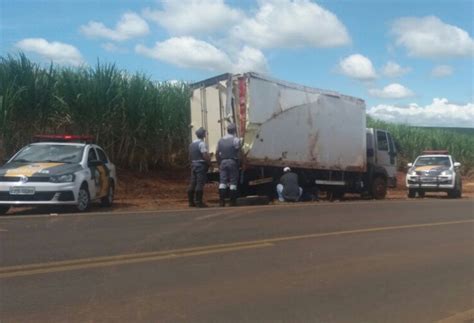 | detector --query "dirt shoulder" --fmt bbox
[113,170,474,211]
[4,170,473,215]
